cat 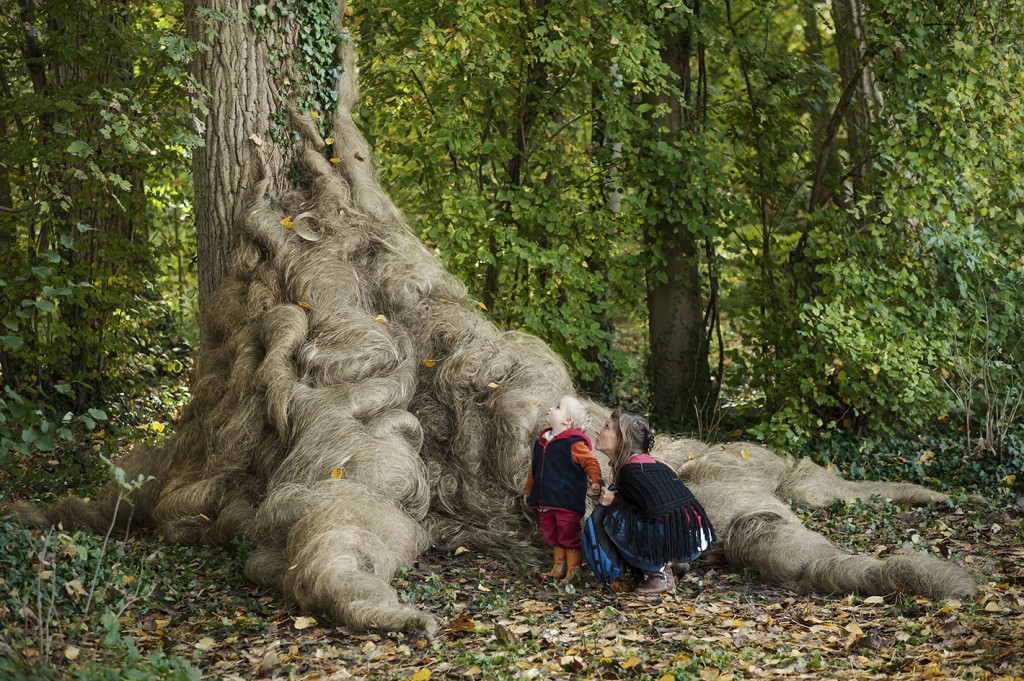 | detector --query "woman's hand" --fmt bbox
[598,485,616,507]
